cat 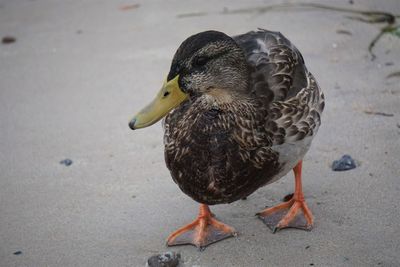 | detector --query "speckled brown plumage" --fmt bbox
[163,29,324,205]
